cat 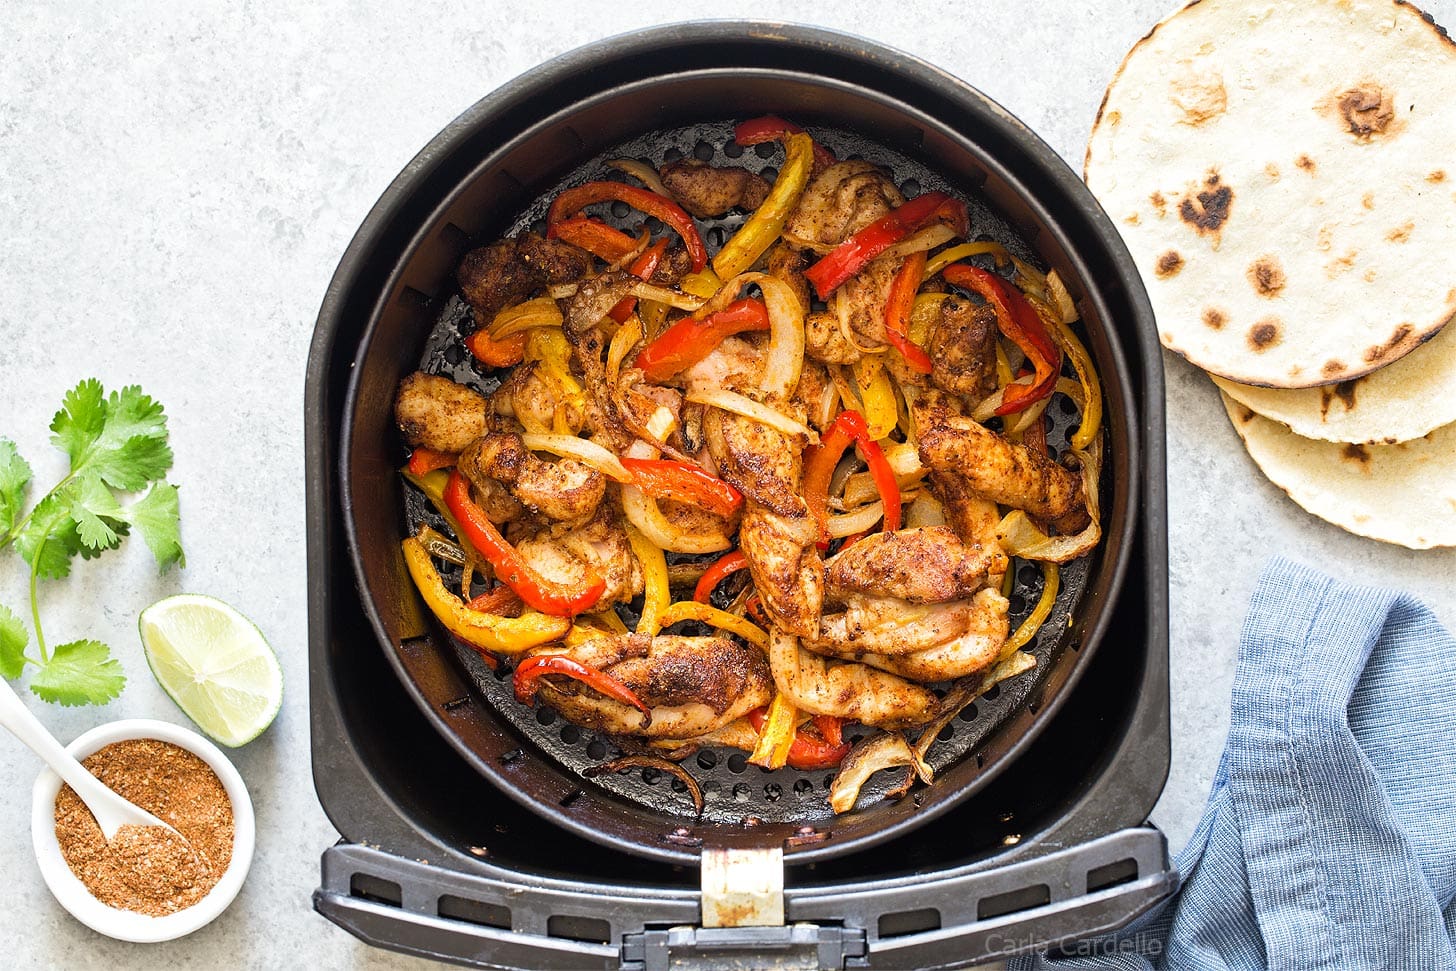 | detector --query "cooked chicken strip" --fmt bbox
[916,399,1089,534]
[765,240,812,315]
[814,595,979,655]
[784,160,905,253]
[831,257,898,348]
[533,633,771,738]
[659,160,771,219]
[769,629,938,729]
[808,589,1010,681]
[738,507,824,640]
[928,472,1007,589]
[461,432,605,527]
[928,297,999,398]
[824,526,1005,604]
[394,371,489,453]
[459,233,591,322]
[514,502,641,605]
[804,310,862,364]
